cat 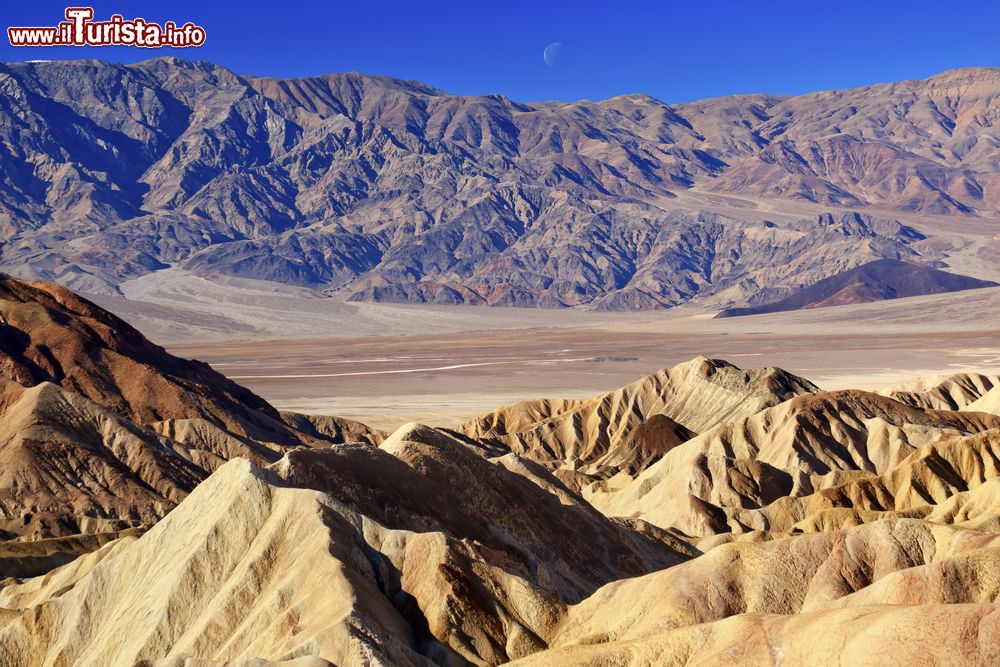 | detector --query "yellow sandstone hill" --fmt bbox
[0,424,694,666]
[2,422,998,666]
[881,371,999,410]
[461,356,817,489]
[966,386,1000,416]
[0,379,204,541]
[1,275,1000,665]
[586,389,1000,537]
